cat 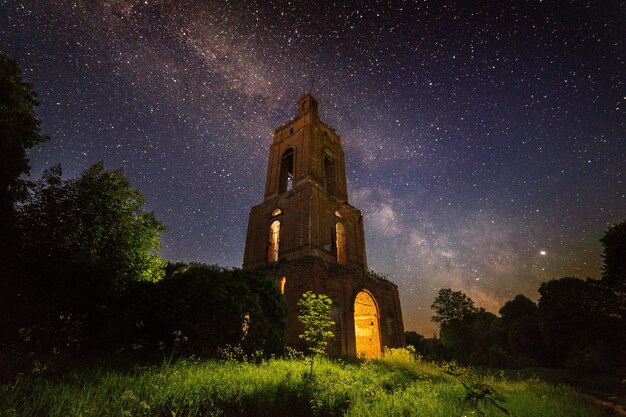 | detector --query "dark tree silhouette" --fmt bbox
[129,264,287,356]
[19,162,166,292]
[601,220,626,289]
[0,54,48,271]
[5,162,165,350]
[538,277,622,369]
[498,295,541,361]
[431,288,478,326]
